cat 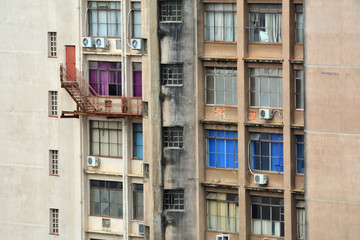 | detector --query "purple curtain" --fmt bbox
[133,71,142,97]
[117,71,122,96]
[89,70,98,93]
[99,71,108,95]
